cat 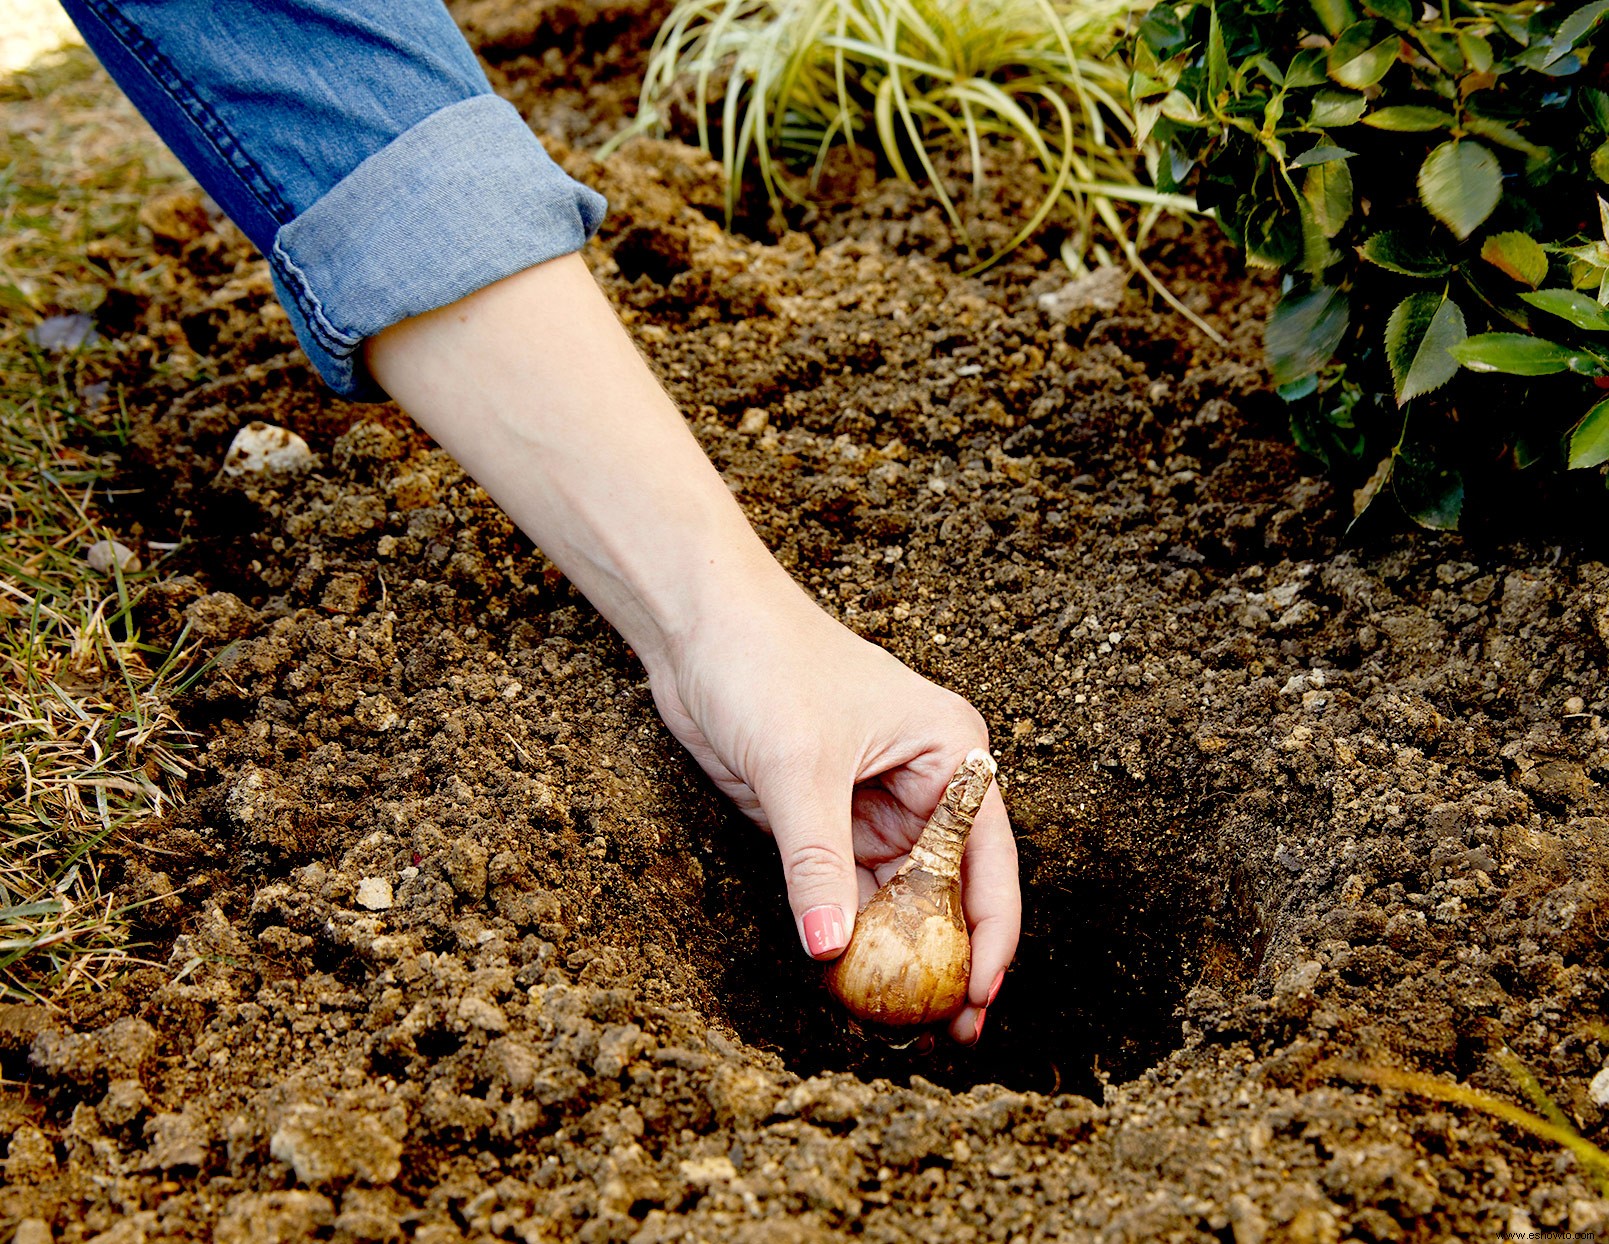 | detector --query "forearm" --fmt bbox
[364,252,803,675]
